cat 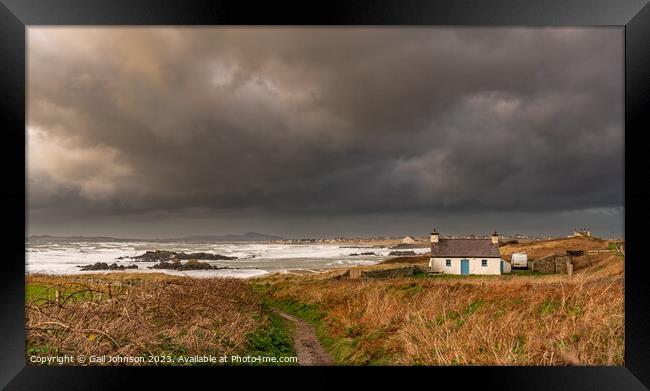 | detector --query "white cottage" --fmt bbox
[429,229,511,275]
